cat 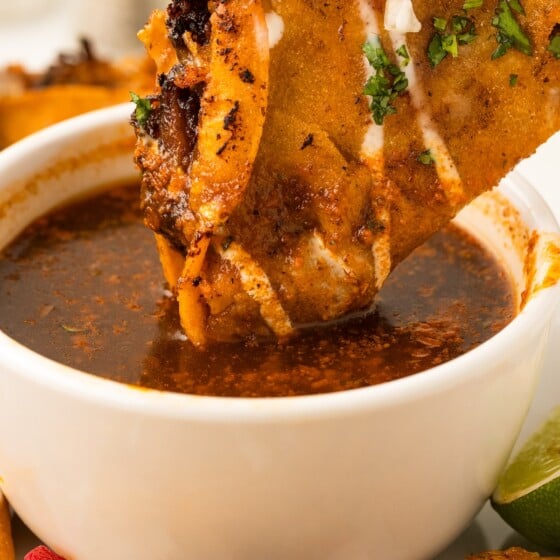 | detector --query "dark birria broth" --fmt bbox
[0,184,515,397]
